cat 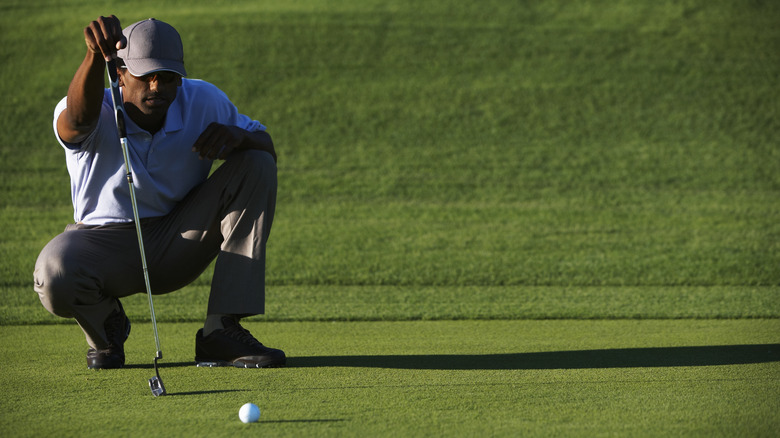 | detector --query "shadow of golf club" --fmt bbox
[288,344,780,370]
[166,389,247,397]
[261,419,347,424]
[124,361,193,369]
